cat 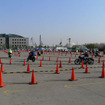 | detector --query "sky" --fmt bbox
[0,0,105,46]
